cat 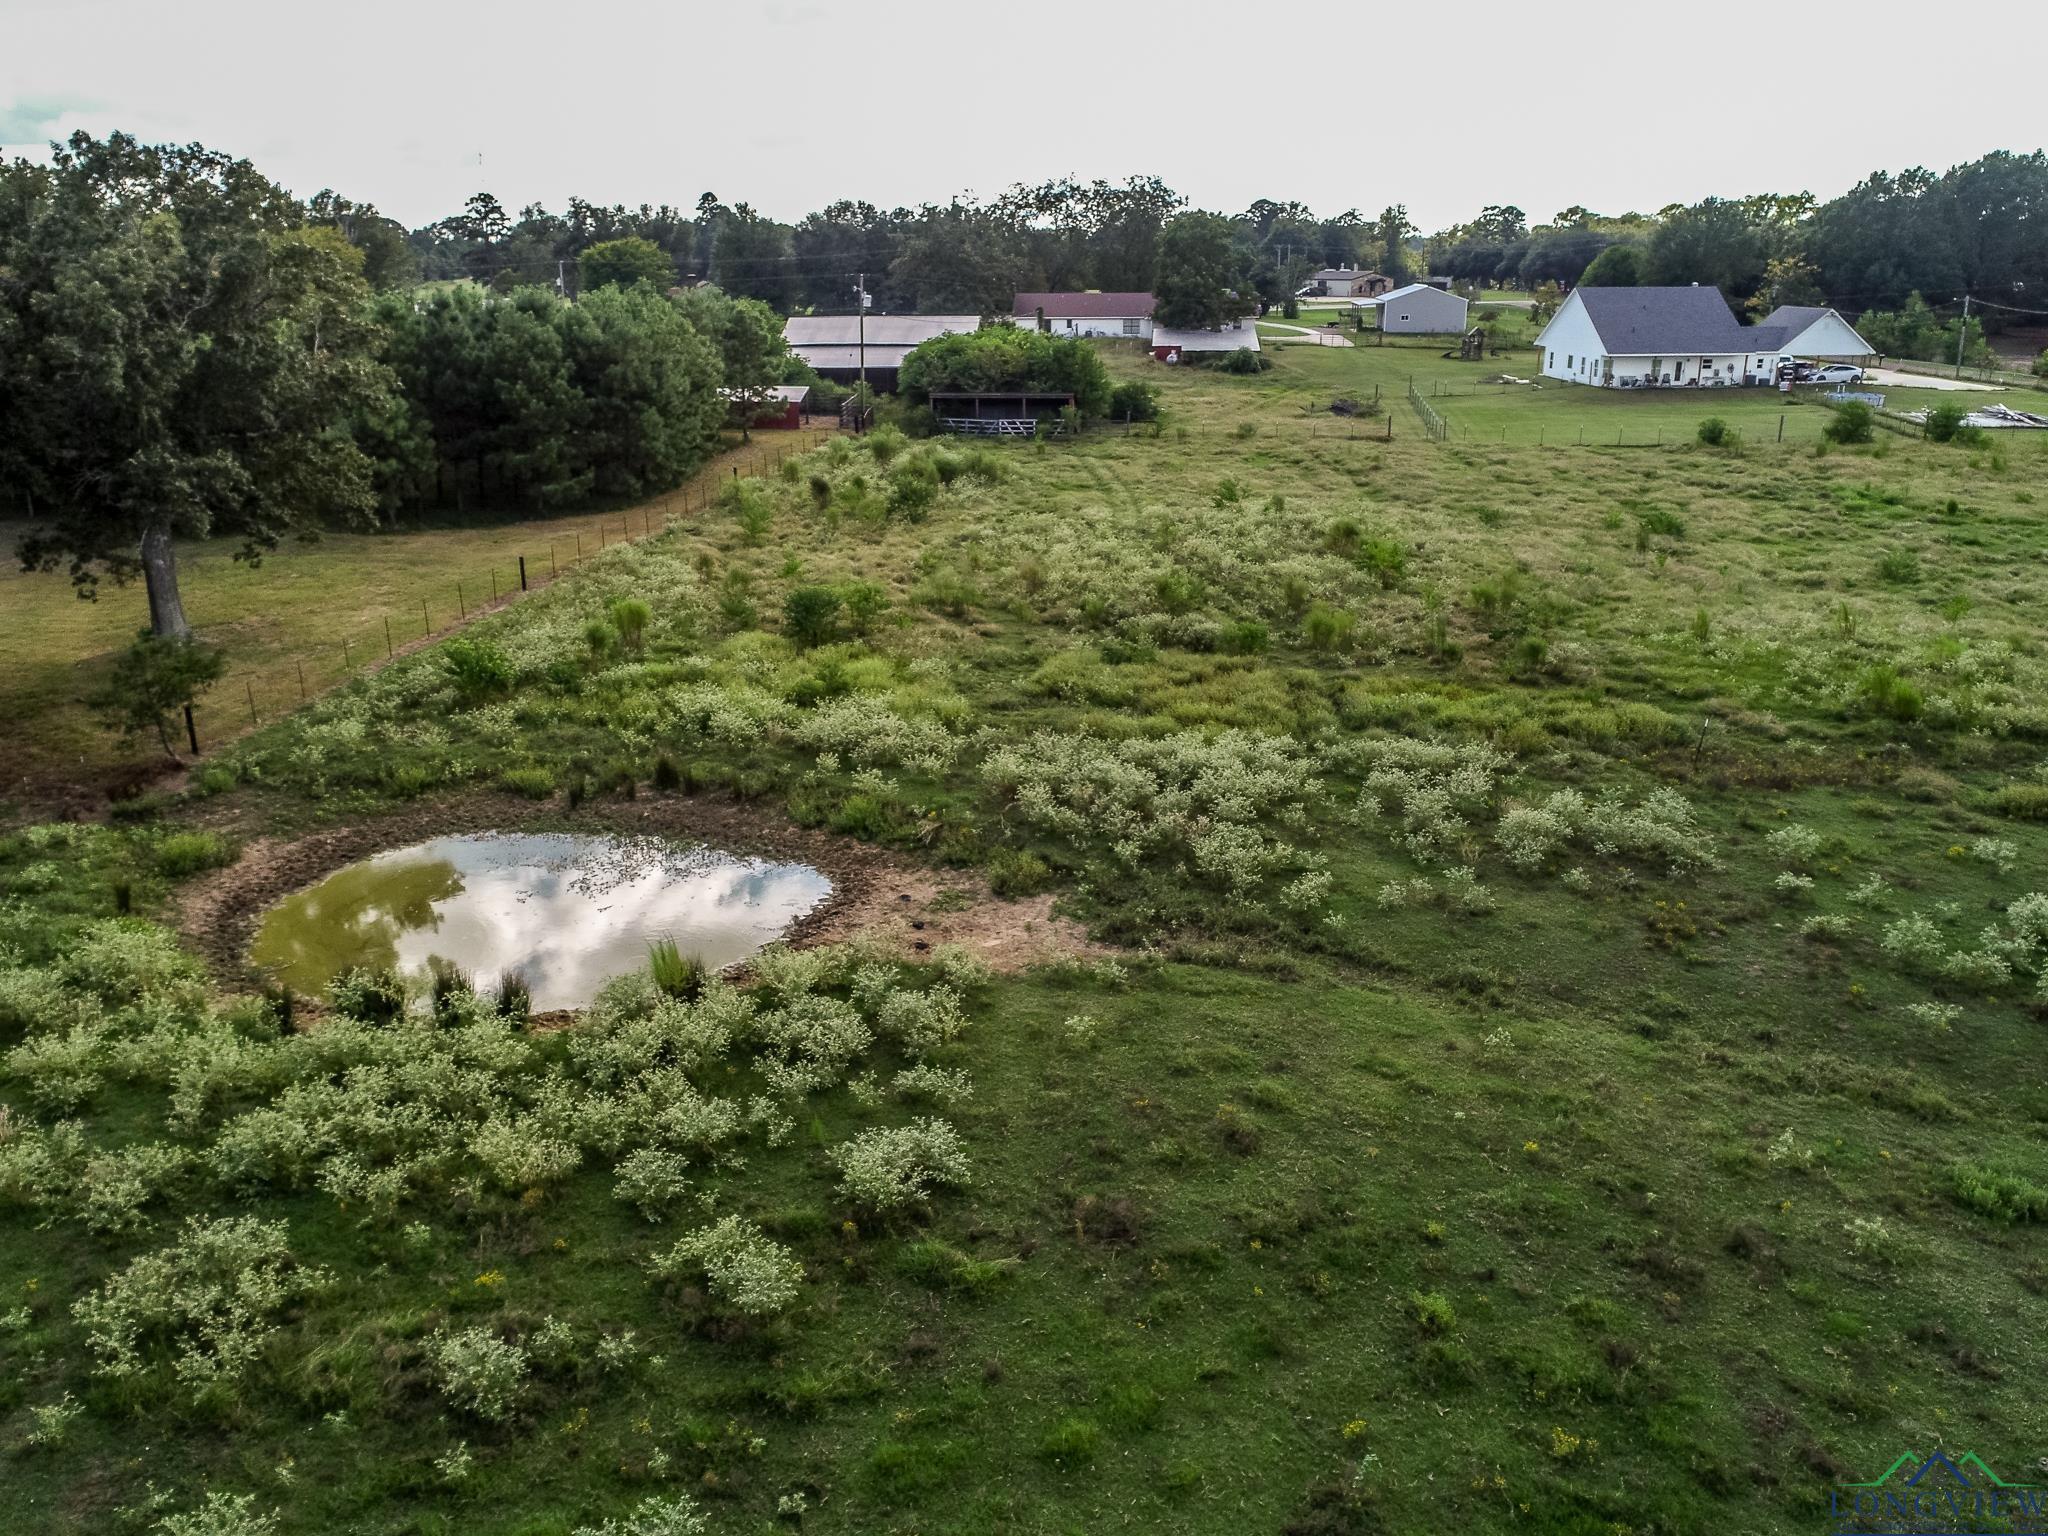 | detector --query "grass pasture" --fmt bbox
[0,432,831,807]
[3,352,2048,1535]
